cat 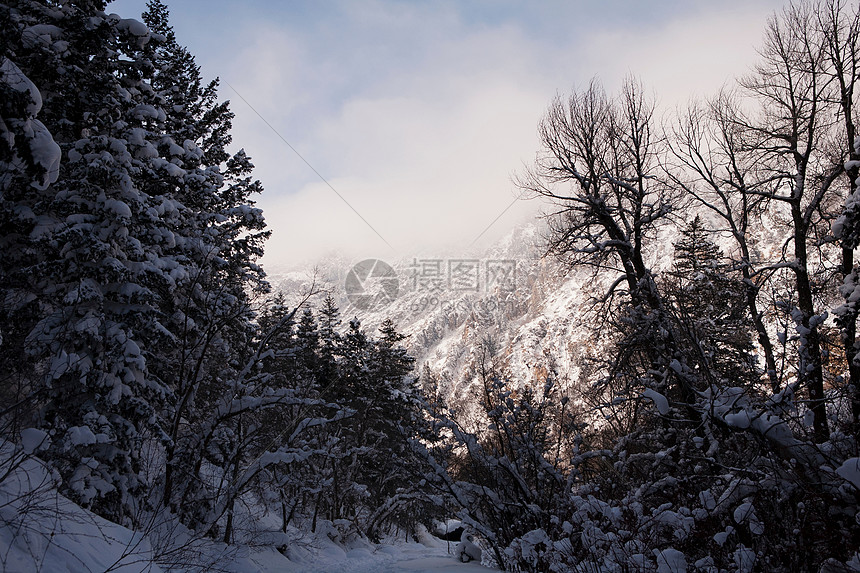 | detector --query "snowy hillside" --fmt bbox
[0,442,495,572]
[270,224,562,394]
[268,220,662,405]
